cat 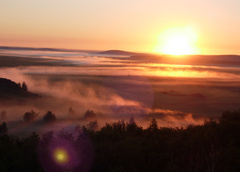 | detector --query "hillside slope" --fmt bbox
[0,78,39,101]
